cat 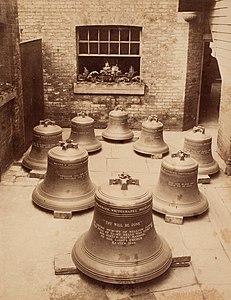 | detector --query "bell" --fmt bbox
[133,115,169,156]
[153,151,208,218]
[69,112,102,153]
[102,106,134,141]
[72,173,172,284]
[22,119,62,171]
[183,126,219,175]
[32,139,96,212]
